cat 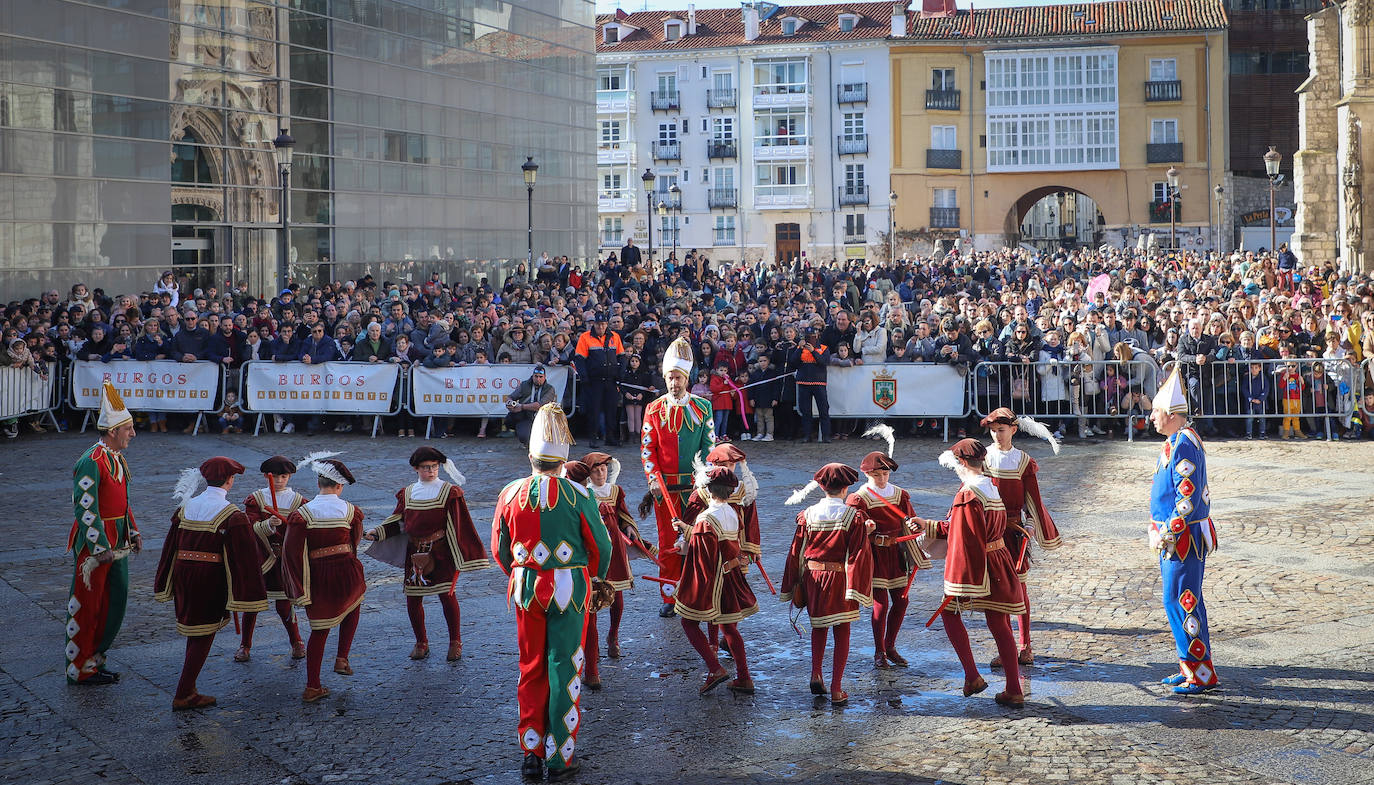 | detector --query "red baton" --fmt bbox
[752,556,778,596]
[640,575,677,586]
[1014,534,1031,573]
[925,594,953,627]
